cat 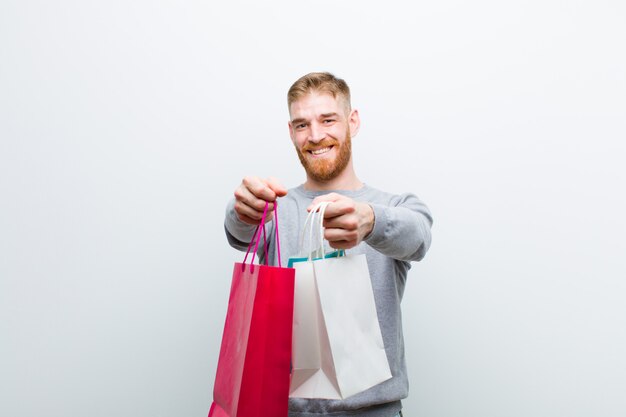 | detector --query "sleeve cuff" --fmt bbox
[364,203,388,246]
[225,198,257,242]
